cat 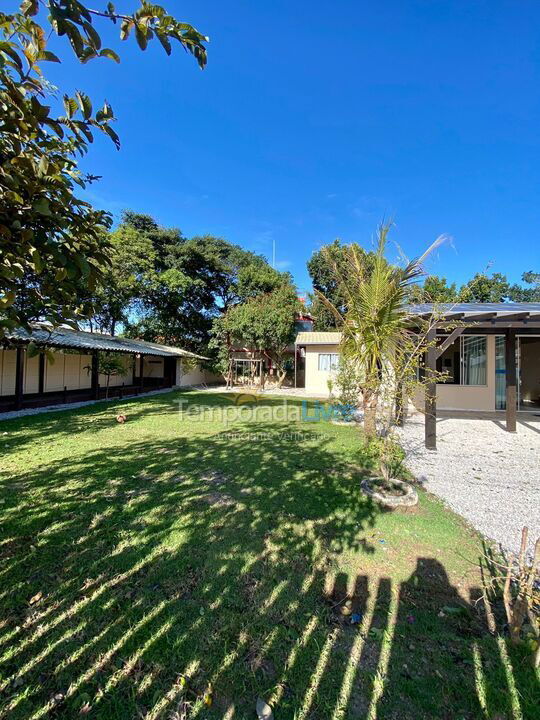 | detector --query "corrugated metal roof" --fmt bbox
[405,302,540,320]
[3,325,207,359]
[406,302,540,315]
[296,331,342,345]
